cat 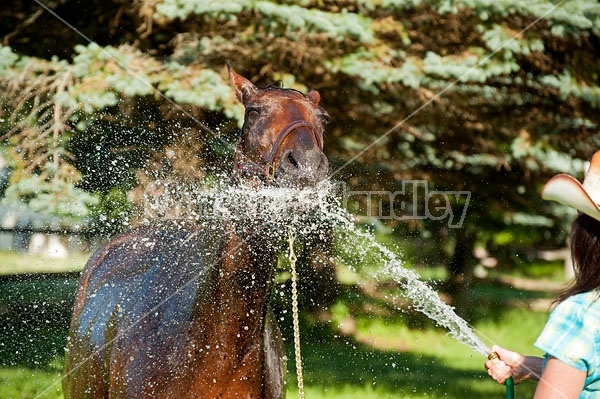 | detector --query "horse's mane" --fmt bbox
[261,81,284,90]
[261,81,308,98]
